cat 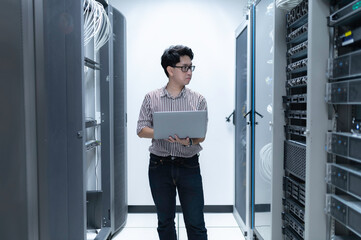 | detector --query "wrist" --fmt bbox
[188,138,193,147]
